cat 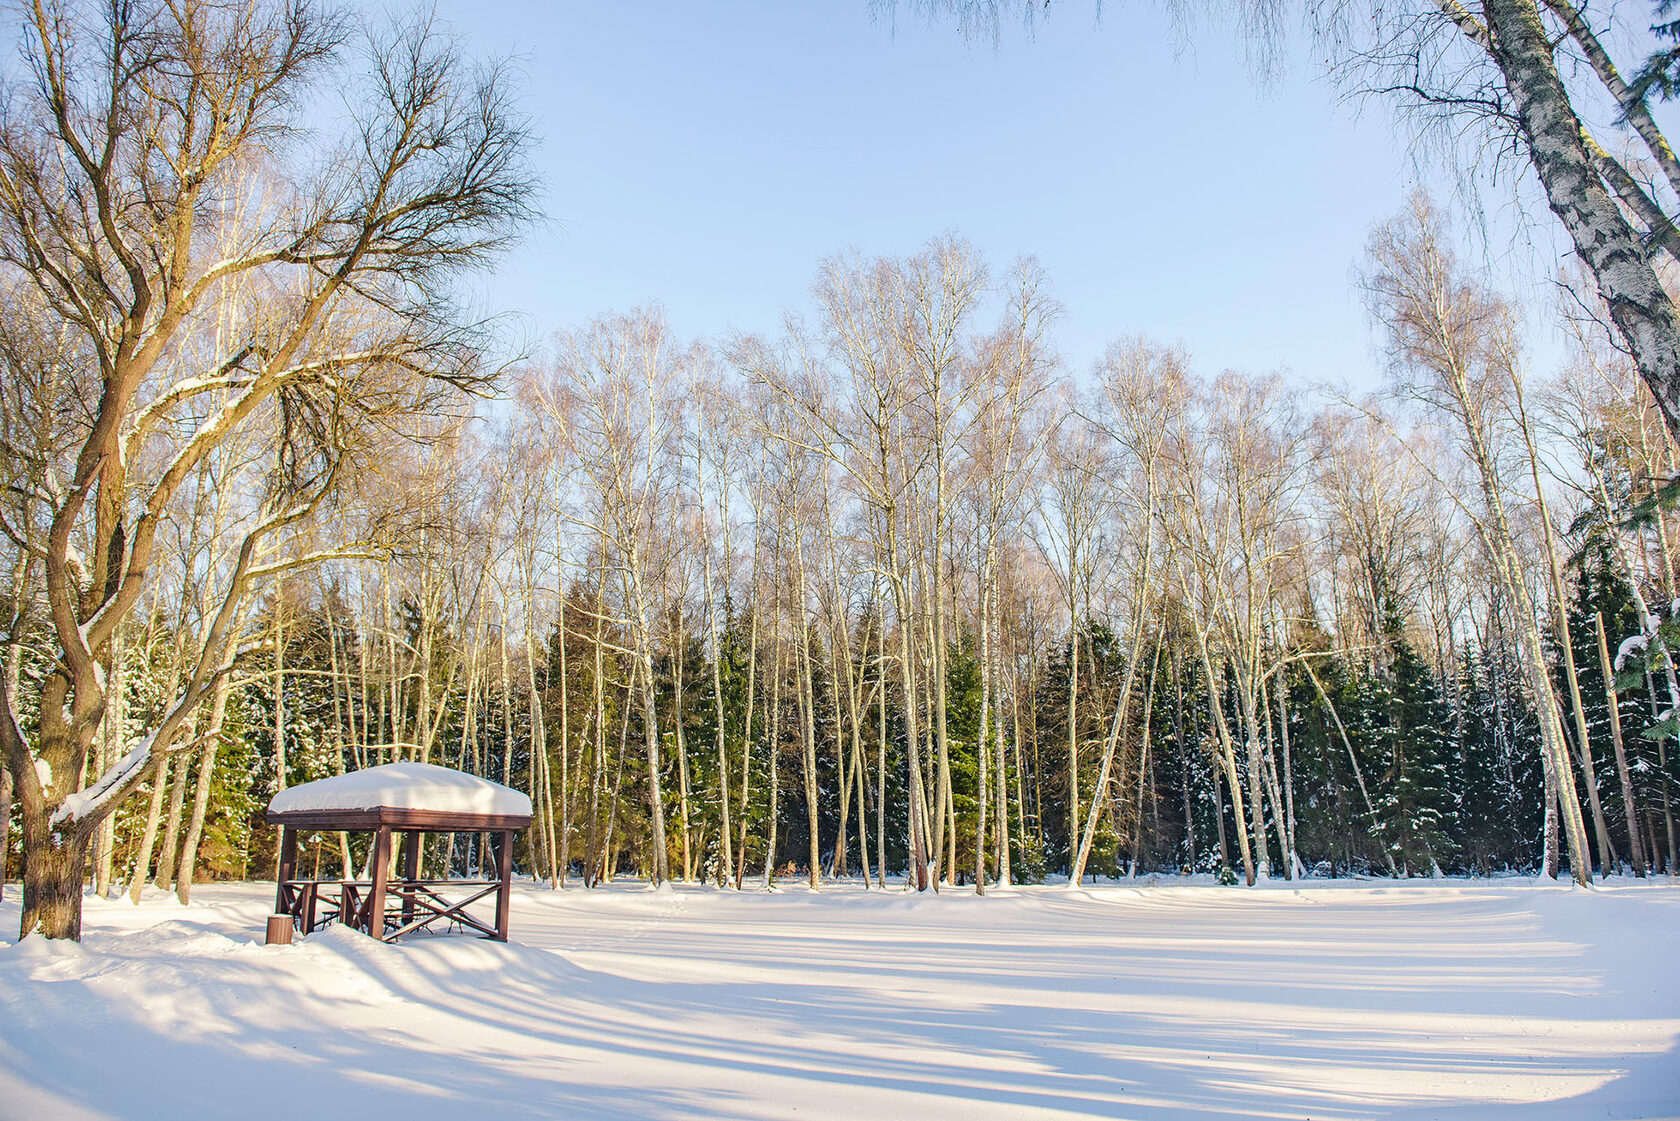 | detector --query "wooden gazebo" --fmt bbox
[266,762,533,944]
